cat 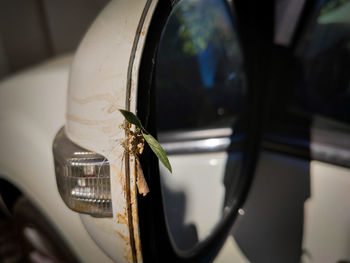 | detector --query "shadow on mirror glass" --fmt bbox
[155,0,246,252]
